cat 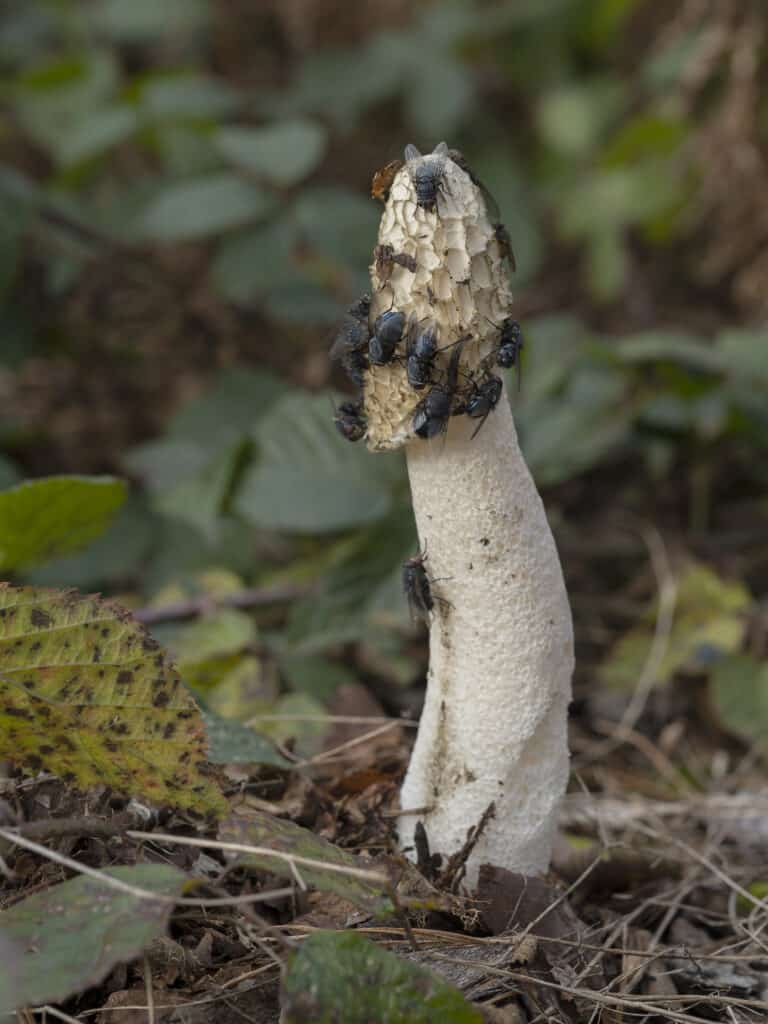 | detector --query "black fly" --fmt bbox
[405,323,438,390]
[485,315,524,390]
[413,337,466,439]
[404,142,449,211]
[369,309,406,366]
[374,244,417,282]
[493,222,517,273]
[446,147,515,270]
[464,373,503,439]
[333,400,367,443]
[402,552,433,618]
[330,294,371,387]
[403,549,450,619]
[496,317,524,369]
